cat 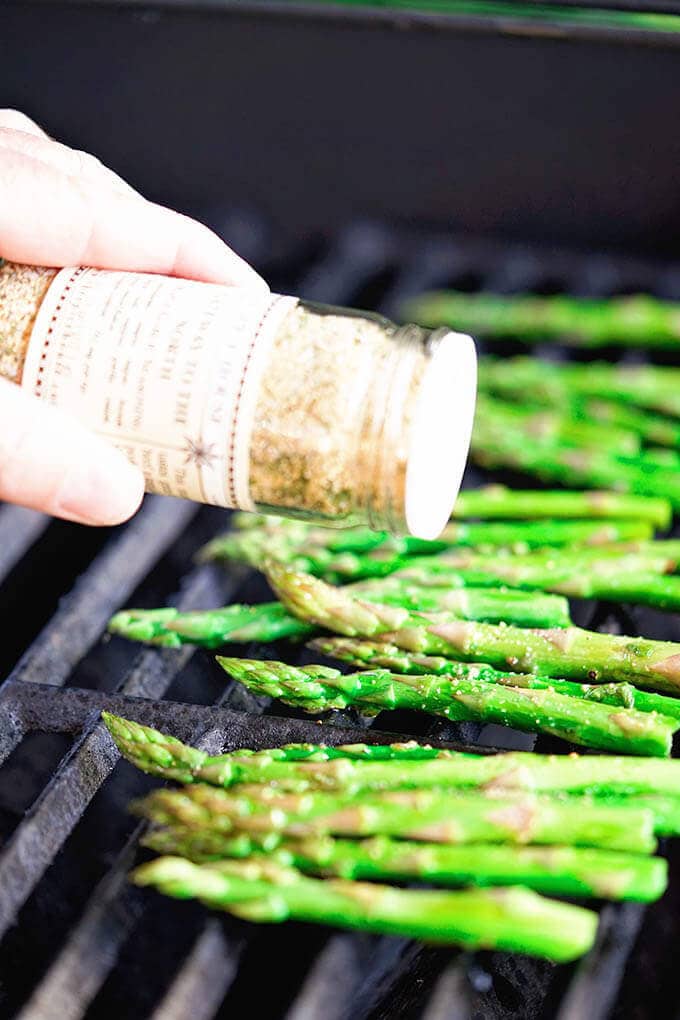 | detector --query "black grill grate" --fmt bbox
[1,223,679,1020]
